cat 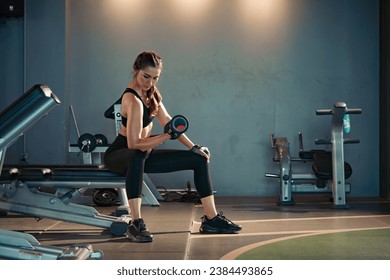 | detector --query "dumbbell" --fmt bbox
[164,115,189,139]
